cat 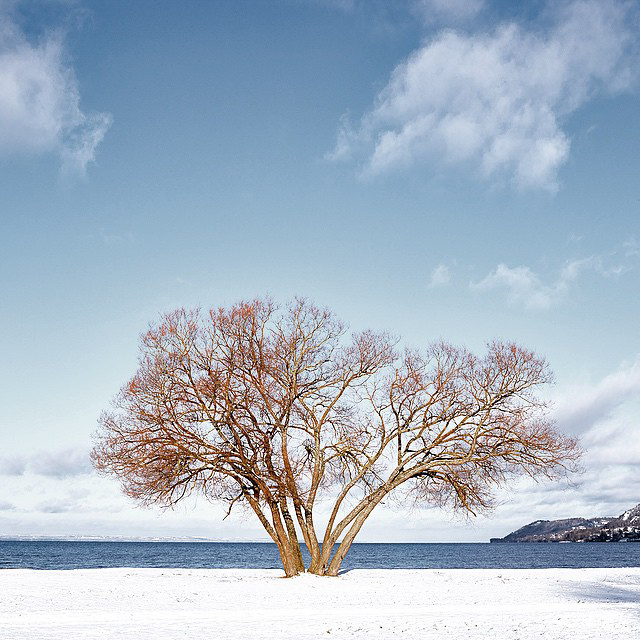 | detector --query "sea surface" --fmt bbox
[2,540,640,570]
